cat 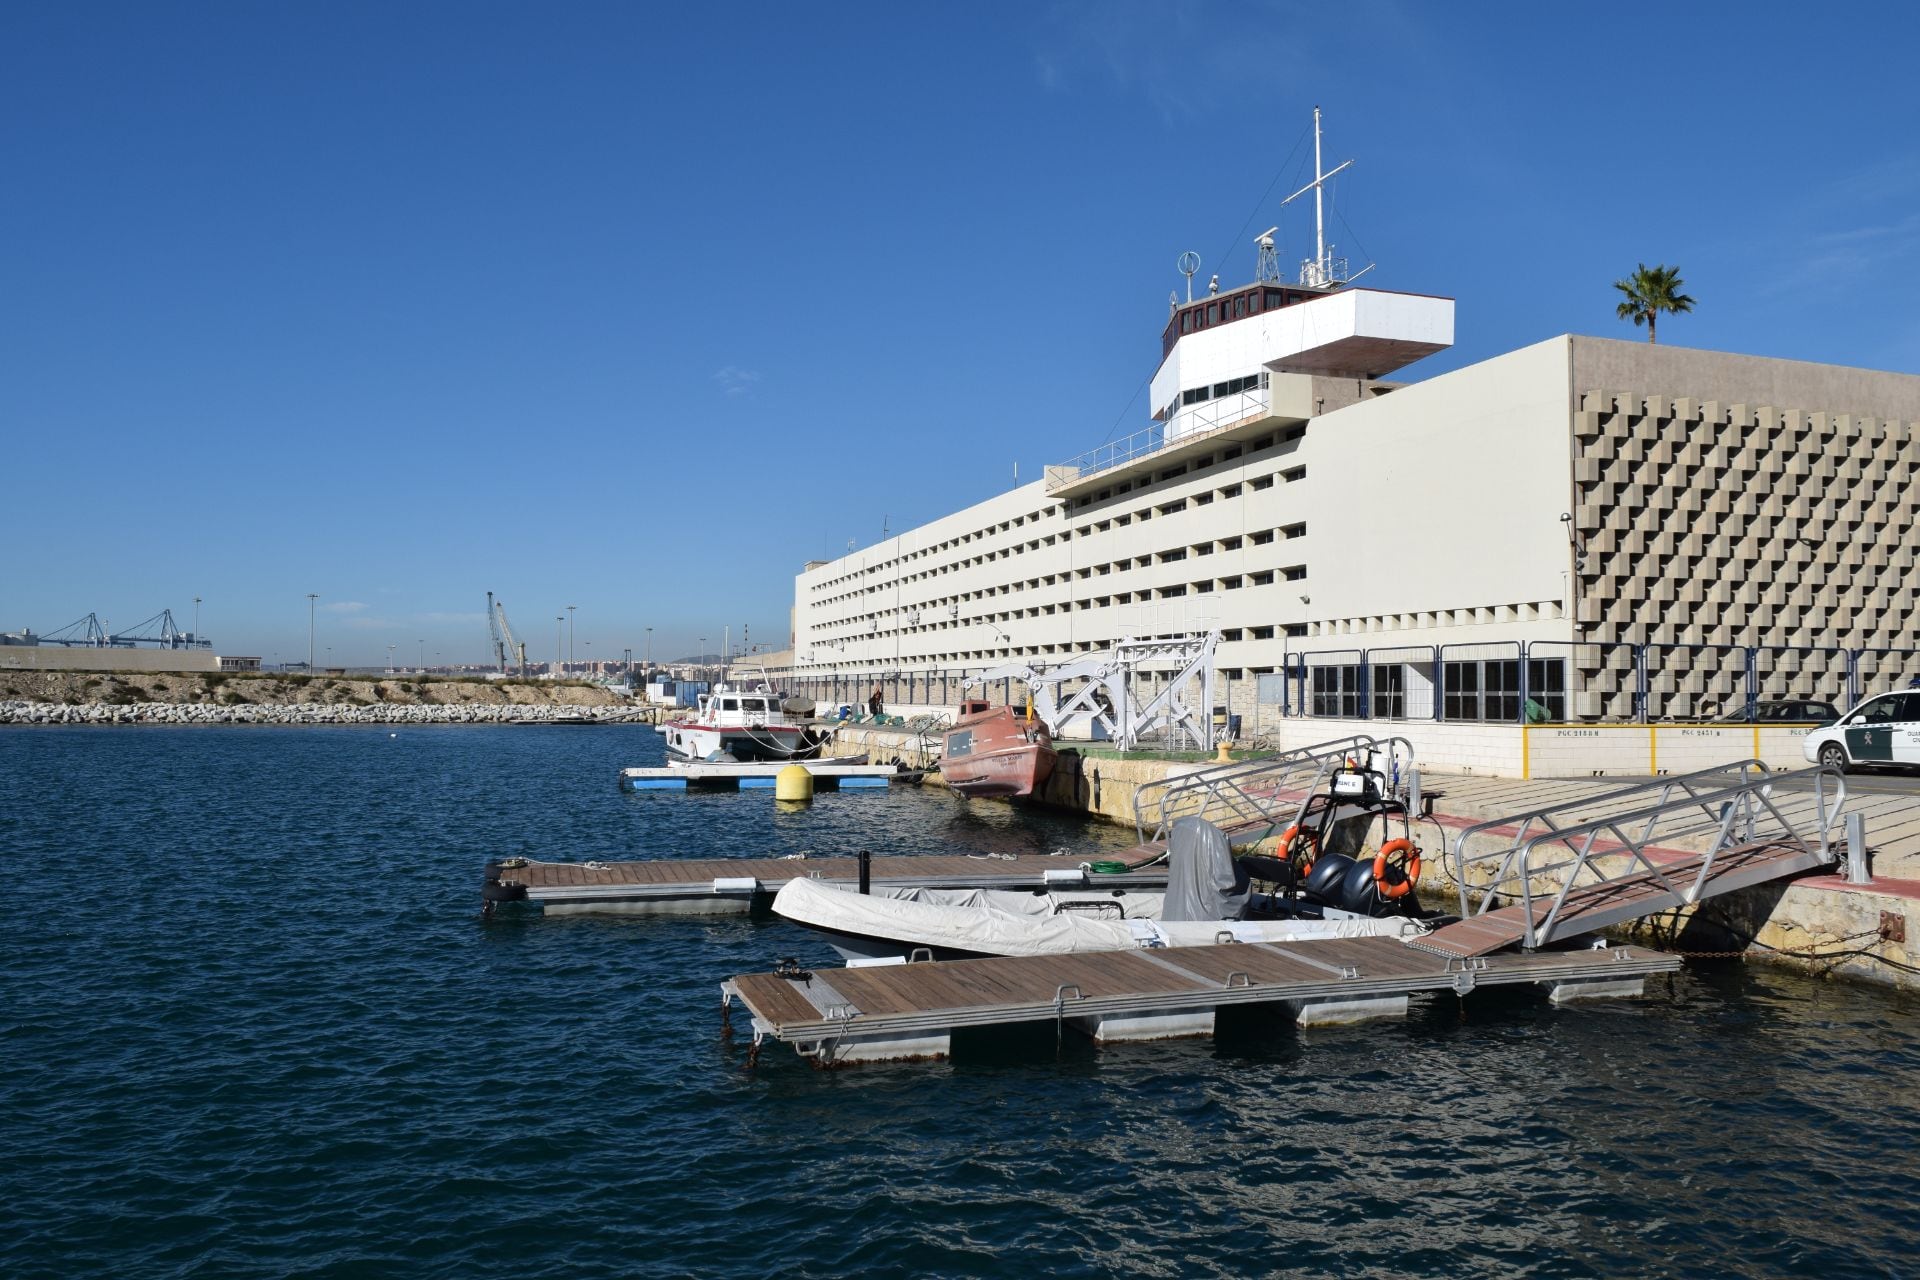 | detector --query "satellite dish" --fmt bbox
[1176,250,1201,302]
